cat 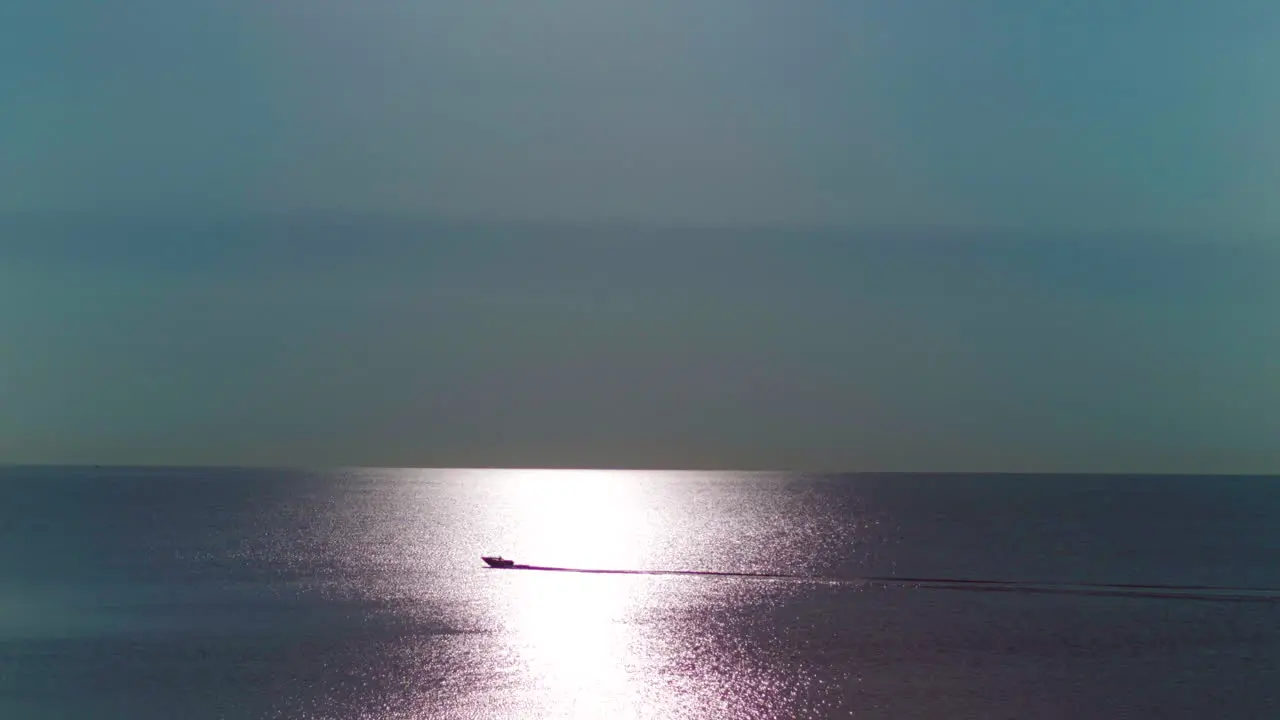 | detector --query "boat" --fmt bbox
[482,555,515,568]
